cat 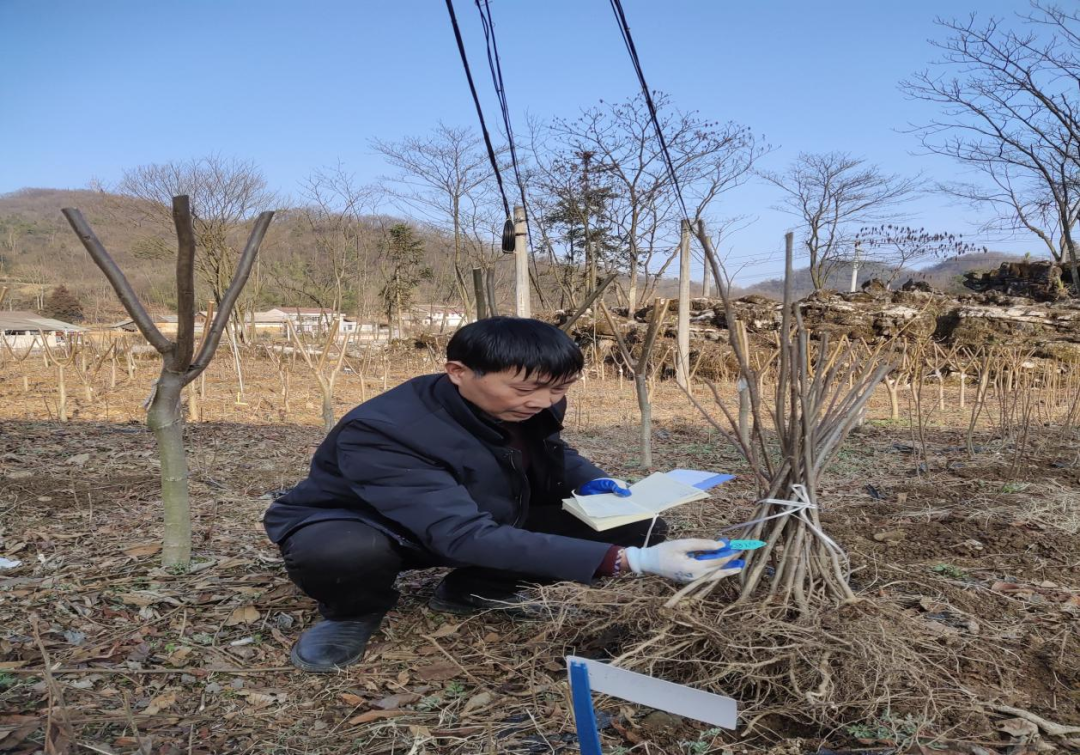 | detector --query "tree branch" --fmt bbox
[187,210,274,382]
[560,273,617,333]
[173,196,197,370]
[61,208,173,355]
[636,297,668,375]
